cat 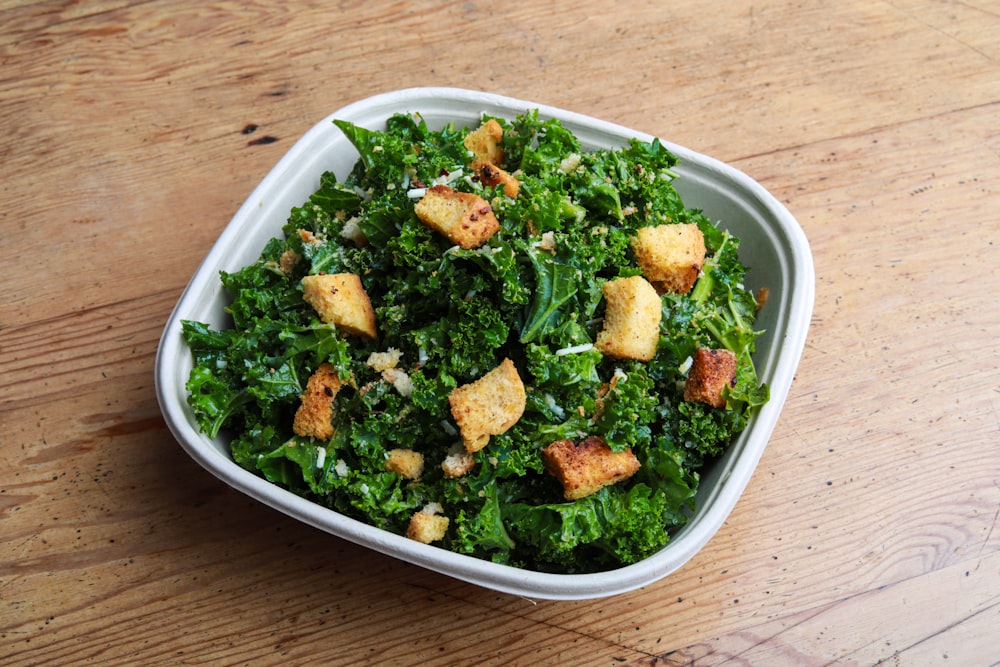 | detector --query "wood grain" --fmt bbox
[2,0,999,665]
